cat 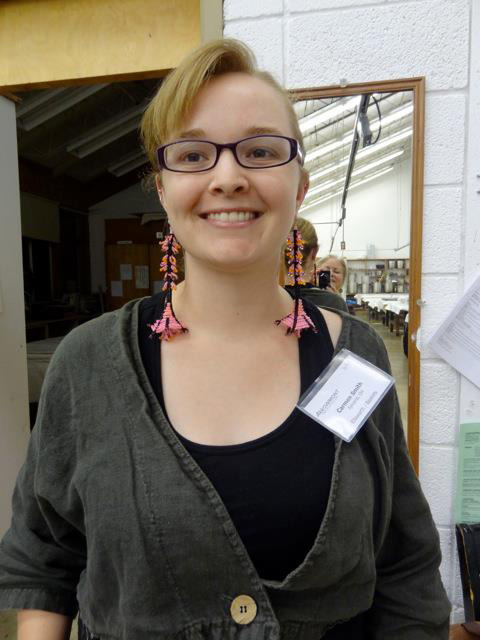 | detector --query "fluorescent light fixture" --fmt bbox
[71,120,140,158]
[306,126,412,171]
[108,155,148,177]
[369,102,413,131]
[299,97,360,135]
[18,85,108,131]
[108,149,146,172]
[304,149,404,202]
[305,102,413,165]
[300,166,395,213]
[16,88,66,118]
[308,146,406,186]
[66,103,147,158]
